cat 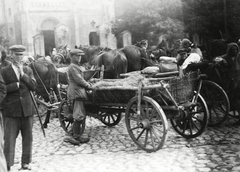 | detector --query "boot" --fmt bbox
[77,136,90,143]
[63,135,80,145]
